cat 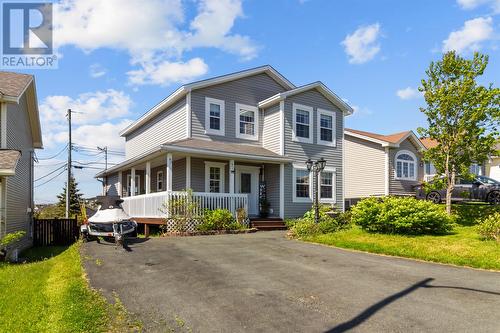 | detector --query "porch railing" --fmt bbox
[121,191,248,219]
